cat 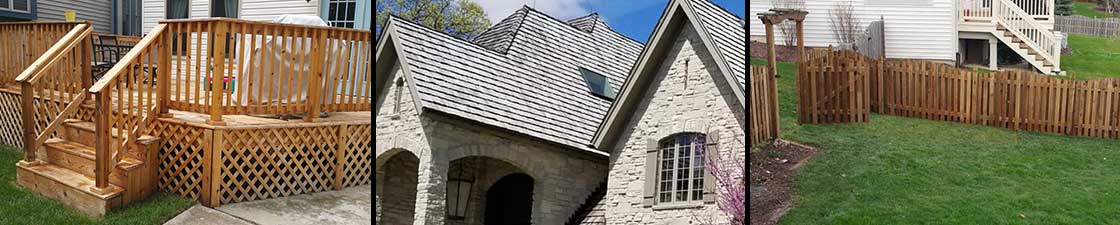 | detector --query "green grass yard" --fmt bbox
[0,148,193,225]
[1073,2,1114,18]
[1062,34,1120,80]
[751,58,1120,224]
